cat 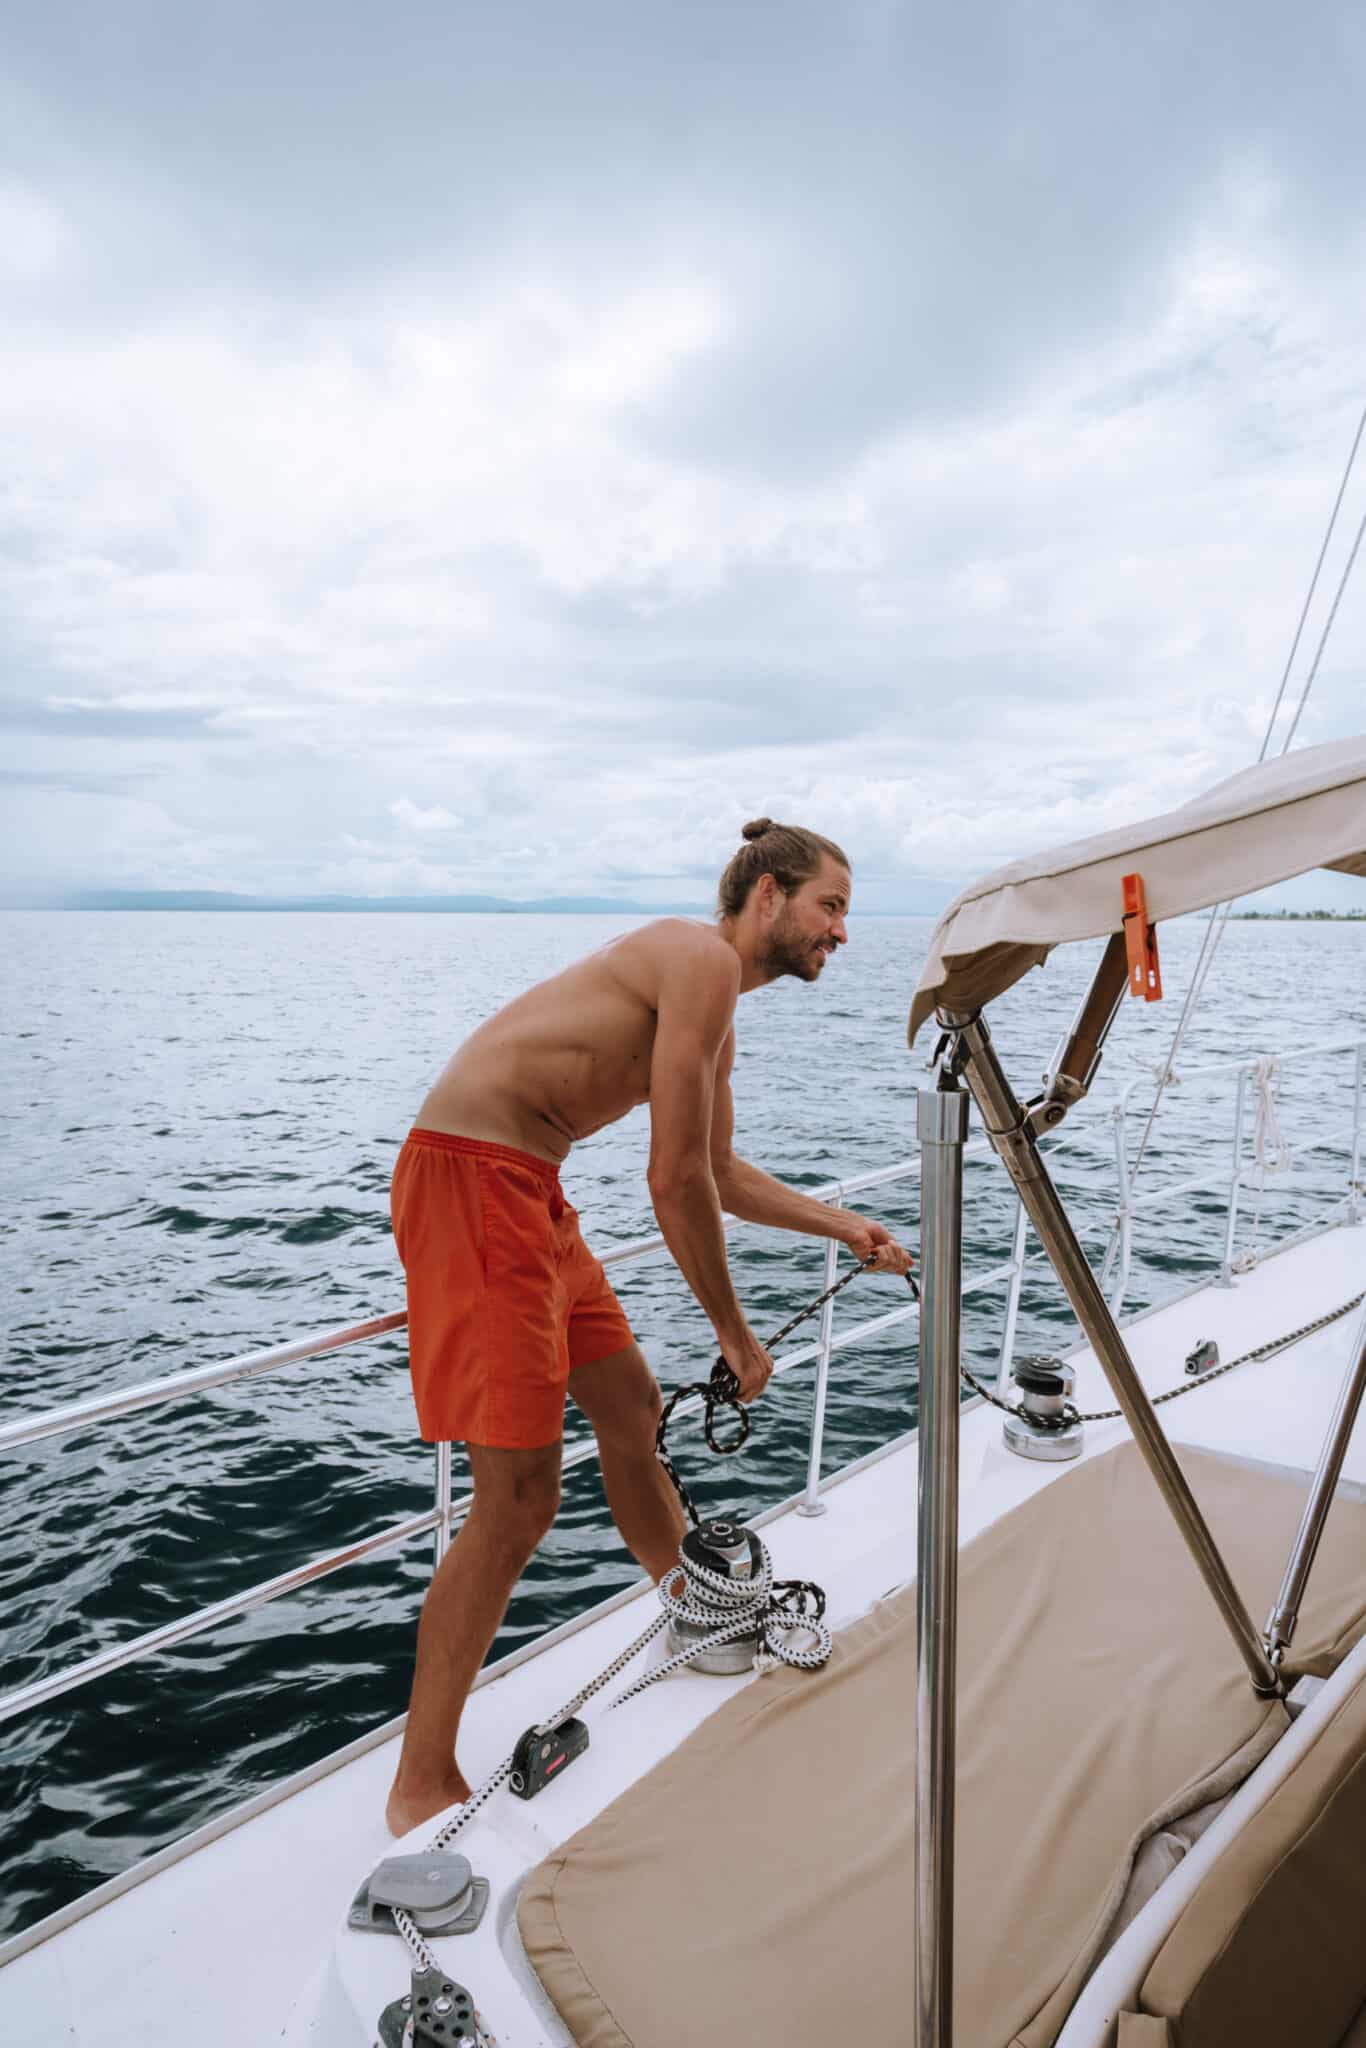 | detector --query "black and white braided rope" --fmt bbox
[609,1533,834,1711]
[651,1258,918,1529]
